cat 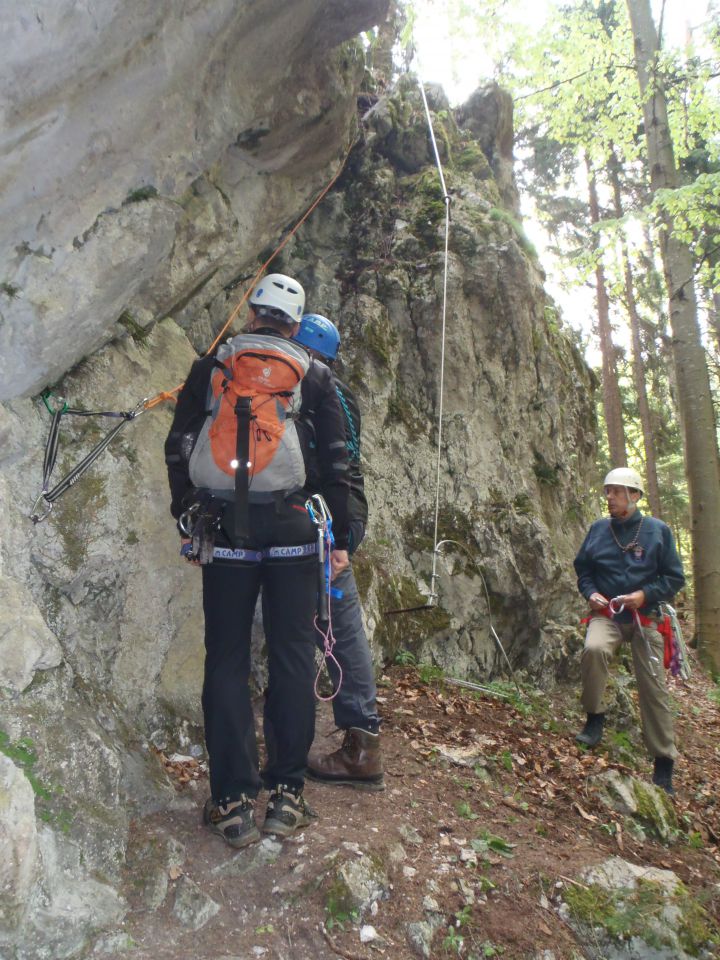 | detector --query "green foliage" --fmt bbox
[1,281,20,298]
[565,878,719,954]
[442,925,464,954]
[456,800,478,820]
[686,831,704,850]
[0,730,72,832]
[325,880,360,931]
[117,310,150,345]
[471,830,515,859]
[394,649,418,666]
[124,185,158,204]
[488,207,538,258]
[418,662,445,684]
[0,730,50,799]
